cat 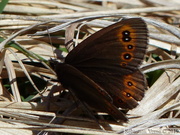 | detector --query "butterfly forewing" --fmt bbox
[65,18,148,109]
